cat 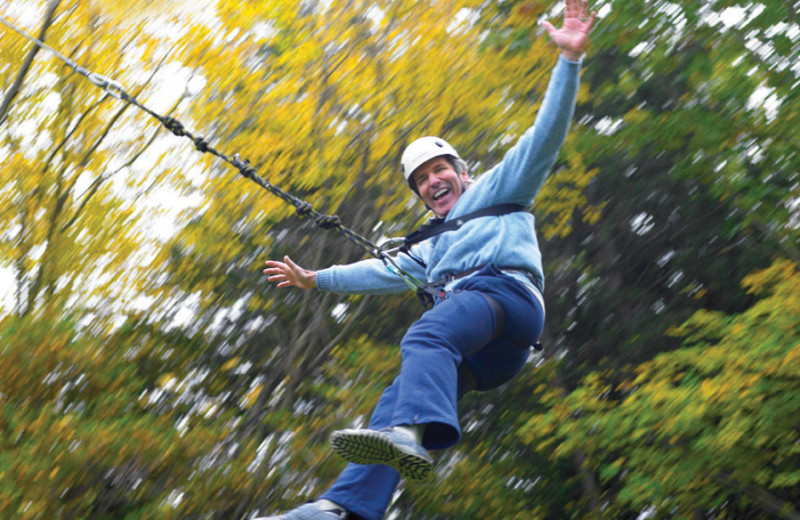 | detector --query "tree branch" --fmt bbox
[0,0,63,125]
[714,472,800,520]
[58,46,181,232]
